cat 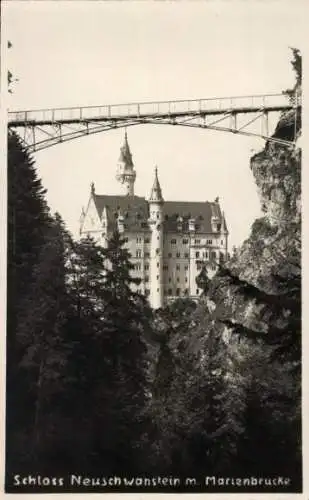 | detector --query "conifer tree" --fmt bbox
[196,264,211,294]
[7,132,51,341]
[62,230,152,473]
[93,230,151,473]
[14,215,70,471]
[6,132,52,473]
